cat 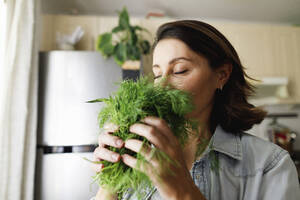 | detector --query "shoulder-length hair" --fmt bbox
[152,20,266,134]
